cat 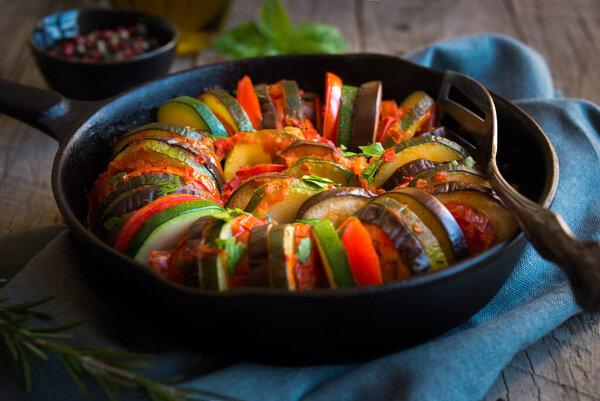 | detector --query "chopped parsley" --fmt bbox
[301,175,340,189]
[103,172,126,187]
[358,142,384,158]
[156,176,181,195]
[361,158,381,187]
